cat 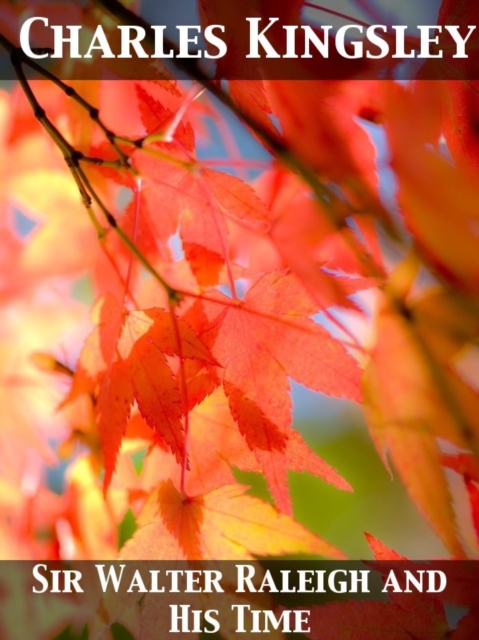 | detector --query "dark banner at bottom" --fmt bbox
[0,561,478,639]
